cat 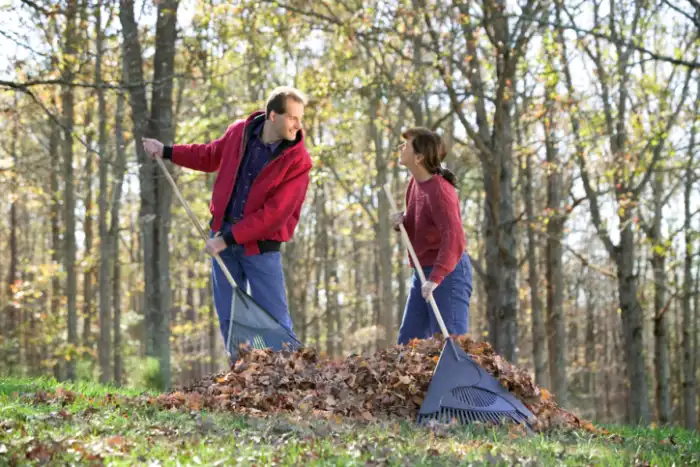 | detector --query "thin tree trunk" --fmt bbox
[82,105,95,350]
[111,84,128,386]
[49,103,62,379]
[6,92,19,371]
[186,269,198,381]
[203,283,216,373]
[651,168,671,424]
[320,187,333,358]
[96,0,112,384]
[682,92,698,429]
[518,100,548,388]
[62,0,79,380]
[674,275,684,423]
[369,90,394,348]
[113,249,122,386]
[584,293,596,420]
[543,93,568,407]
